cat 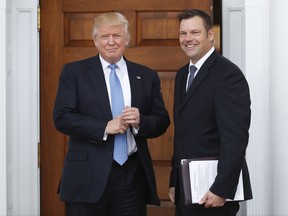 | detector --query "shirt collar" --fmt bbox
[99,55,126,71]
[189,47,215,70]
